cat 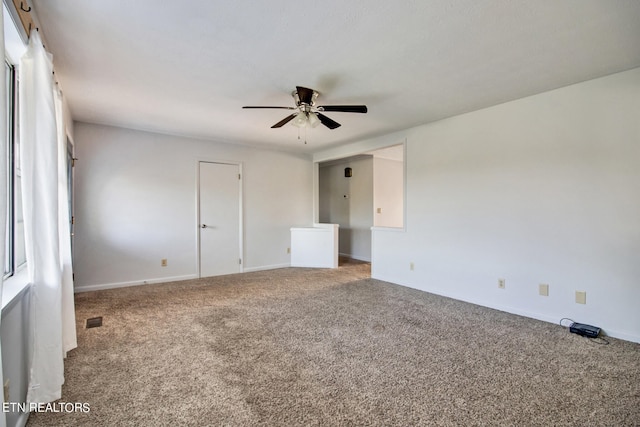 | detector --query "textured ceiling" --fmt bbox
[31,0,640,153]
